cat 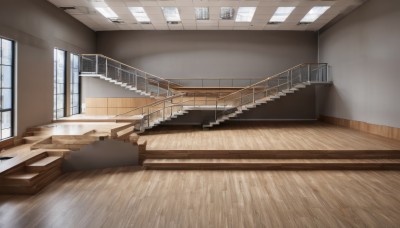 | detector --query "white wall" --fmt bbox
[318,0,400,128]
